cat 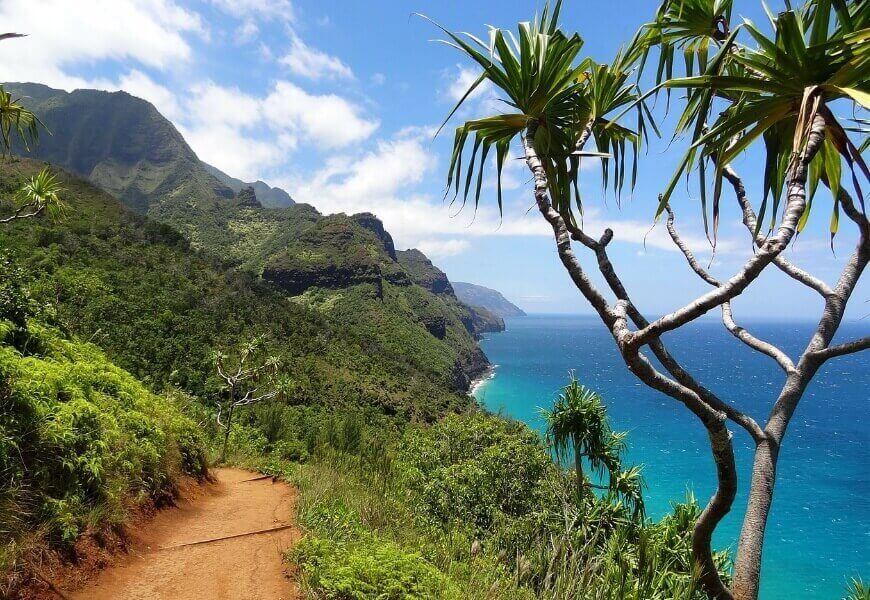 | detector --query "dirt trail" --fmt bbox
[67,468,299,600]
